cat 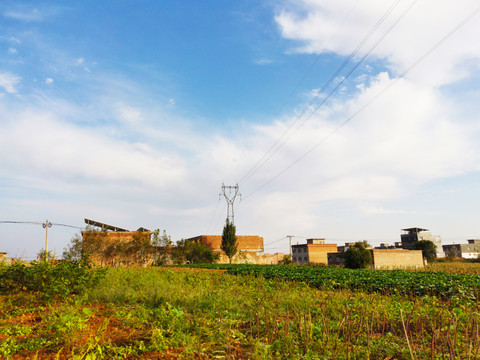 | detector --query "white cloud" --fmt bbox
[8,48,18,54]
[275,0,480,86]
[254,58,274,65]
[0,72,20,93]
[3,5,61,22]
[45,78,54,85]
[359,203,406,215]
[116,103,143,124]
